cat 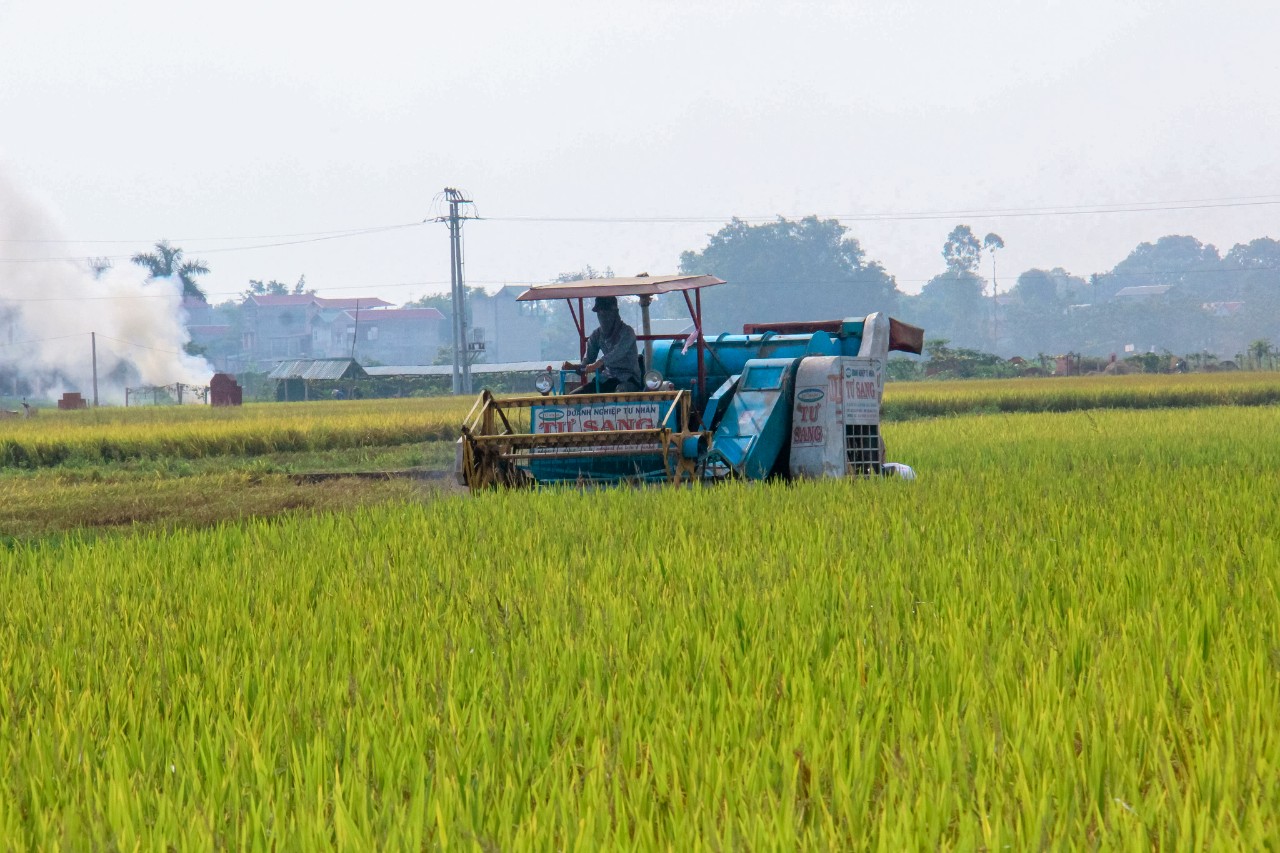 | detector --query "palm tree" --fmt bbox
[1247,339,1274,371]
[130,240,210,299]
[982,233,1005,350]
